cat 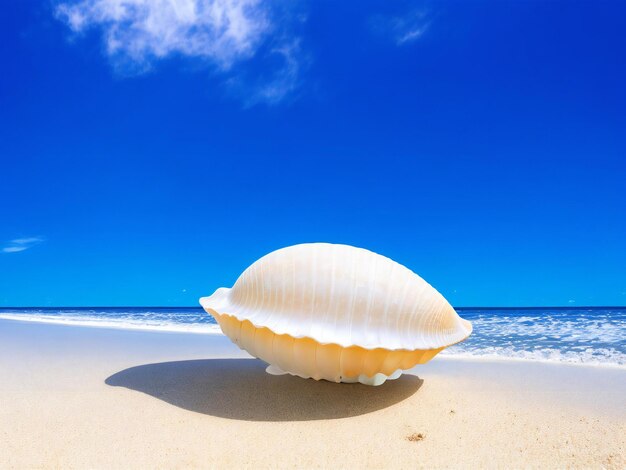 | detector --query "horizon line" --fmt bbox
[0,305,624,310]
